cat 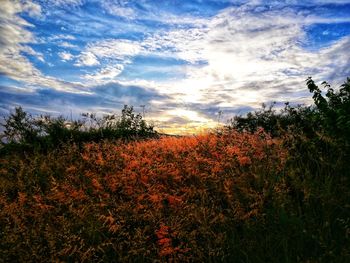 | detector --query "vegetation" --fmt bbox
[0,105,156,153]
[231,77,350,142]
[0,77,349,262]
